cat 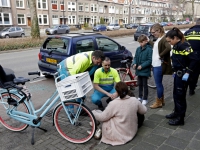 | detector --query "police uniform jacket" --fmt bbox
[171,41,198,74]
[184,25,200,57]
